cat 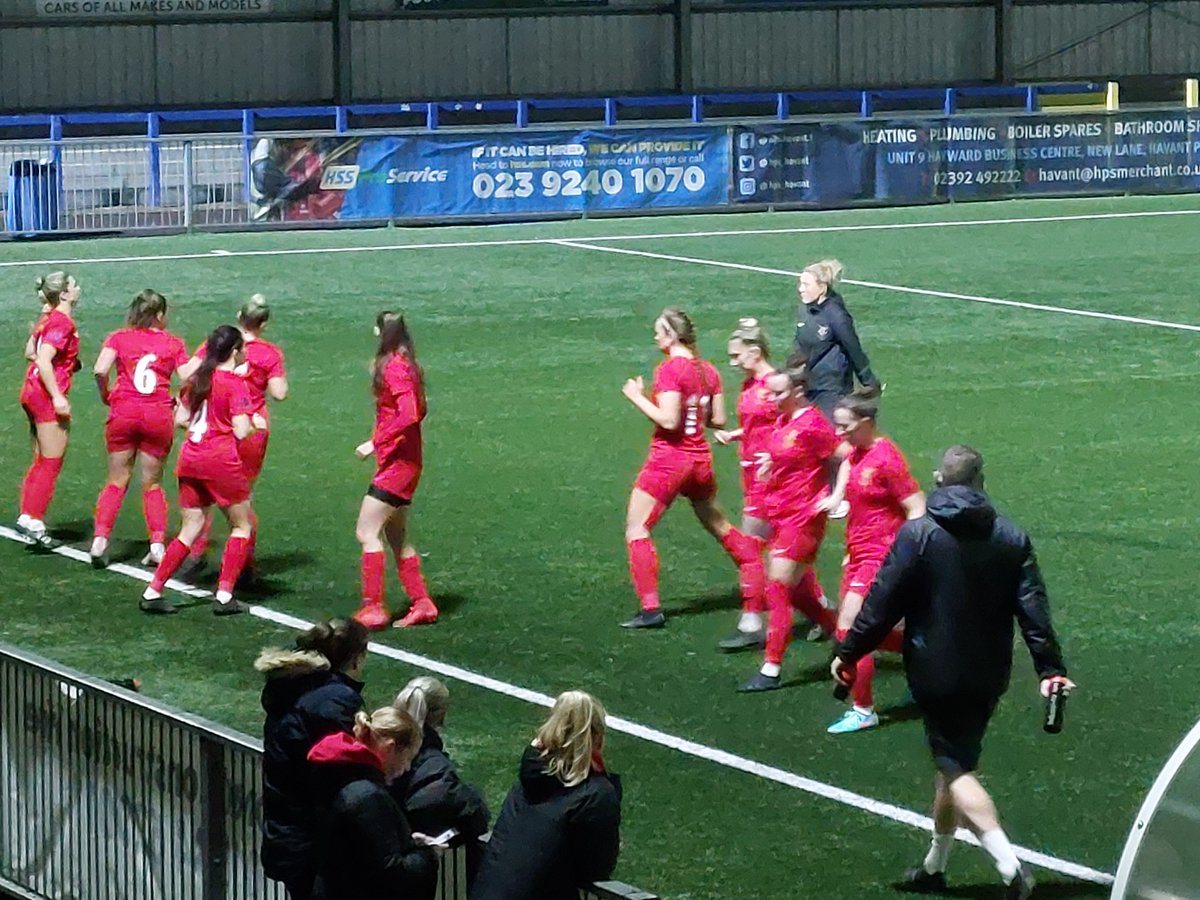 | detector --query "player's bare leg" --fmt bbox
[622,488,667,629]
[945,773,1027,890]
[903,772,957,890]
[738,554,802,691]
[353,494,397,629]
[385,512,437,627]
[138,451,169,565]
[691,496,767,638]
[90,449,135,568]
[18,420,69,550]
